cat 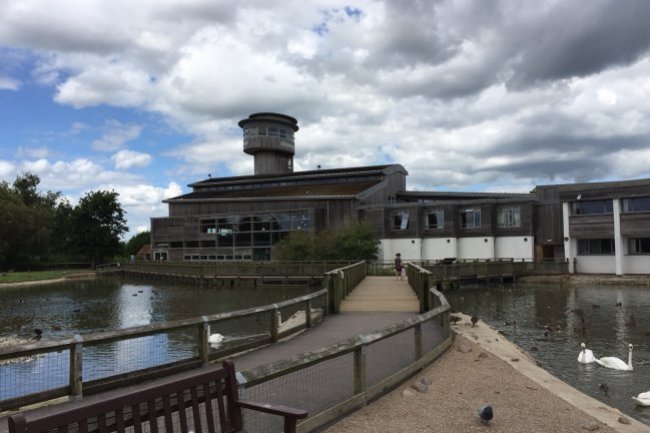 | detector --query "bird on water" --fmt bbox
[478,405,493,425]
